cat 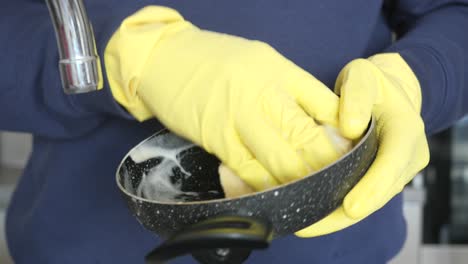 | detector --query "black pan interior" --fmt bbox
[119,132,225,202]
